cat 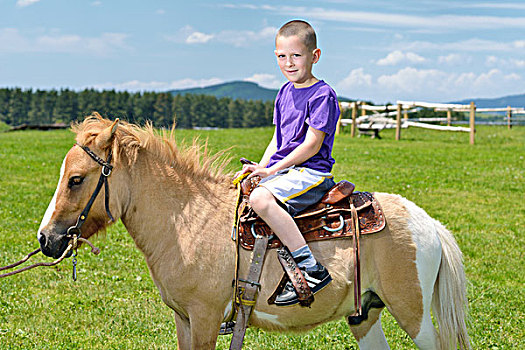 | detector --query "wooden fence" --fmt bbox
[338,100,525,145]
